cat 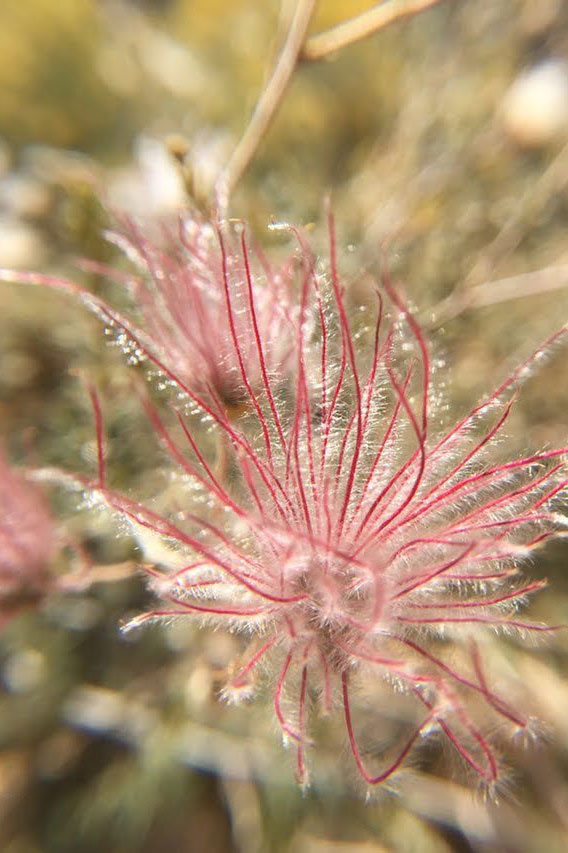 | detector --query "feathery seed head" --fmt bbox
[101,213,297,407]
[0,445,55,622]
[113,215,567,790]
